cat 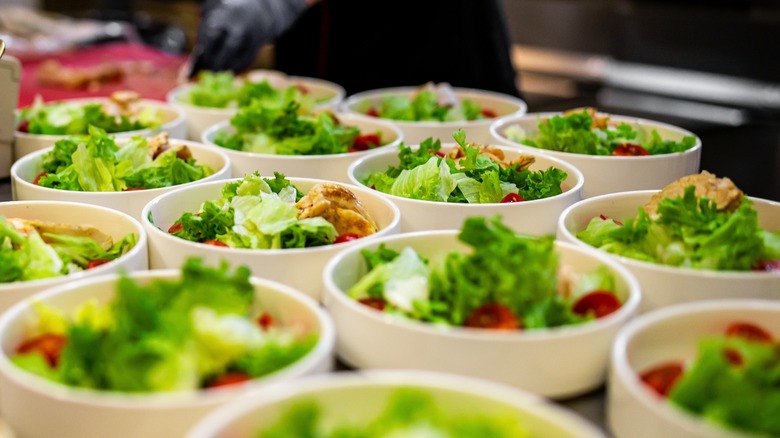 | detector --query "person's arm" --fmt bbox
[188,0,314,77]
